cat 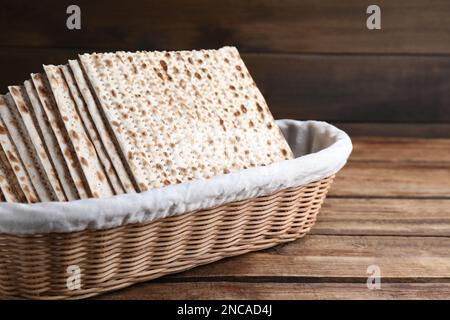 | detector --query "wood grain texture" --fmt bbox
[99,282,450,300]
[1,49,450,125]
[314,198,450,236]
[329,162,450,198]
[163,235,450,279]
[2,0,450,55]
[350,137,450,163]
